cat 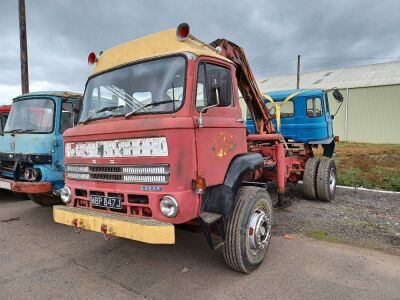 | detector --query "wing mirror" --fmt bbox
[333,88,344,102]
[72,101,82,126]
